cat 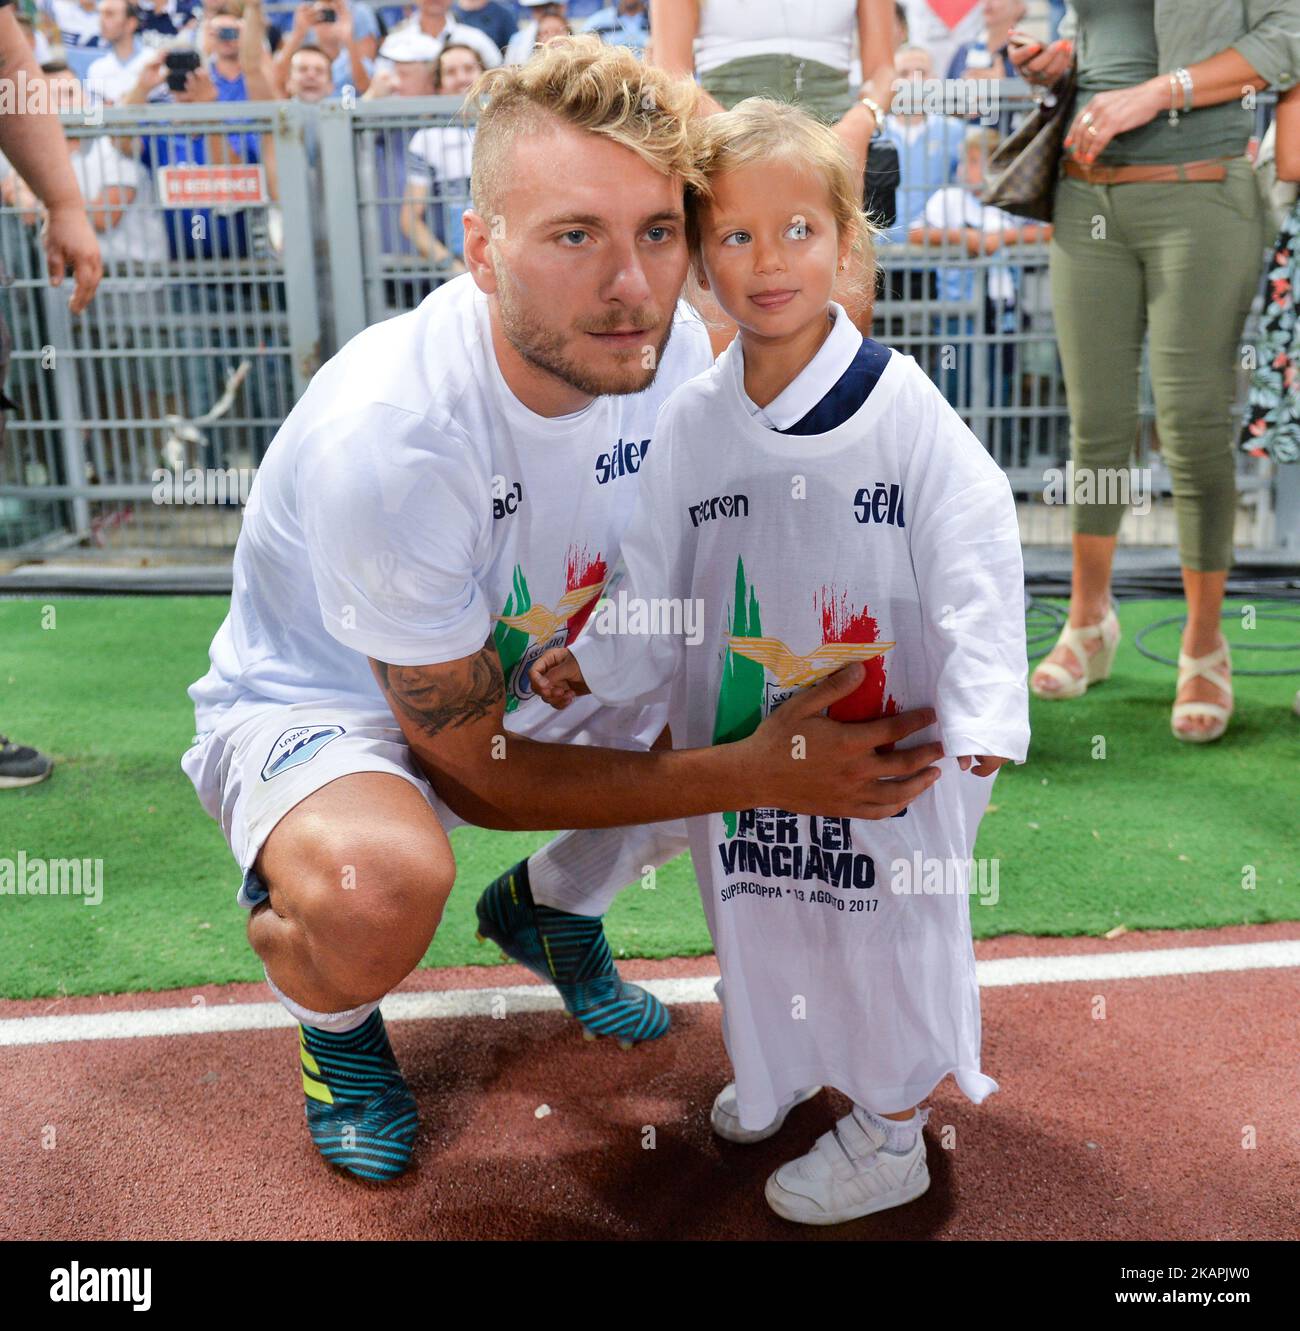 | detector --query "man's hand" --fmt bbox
[363,66,396,99]
[370,650,943,830]
[742,664,943,821]
[529,646,589,709]
[176,67,219,103]
[44,202,102,314]
[133,49,168,98]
